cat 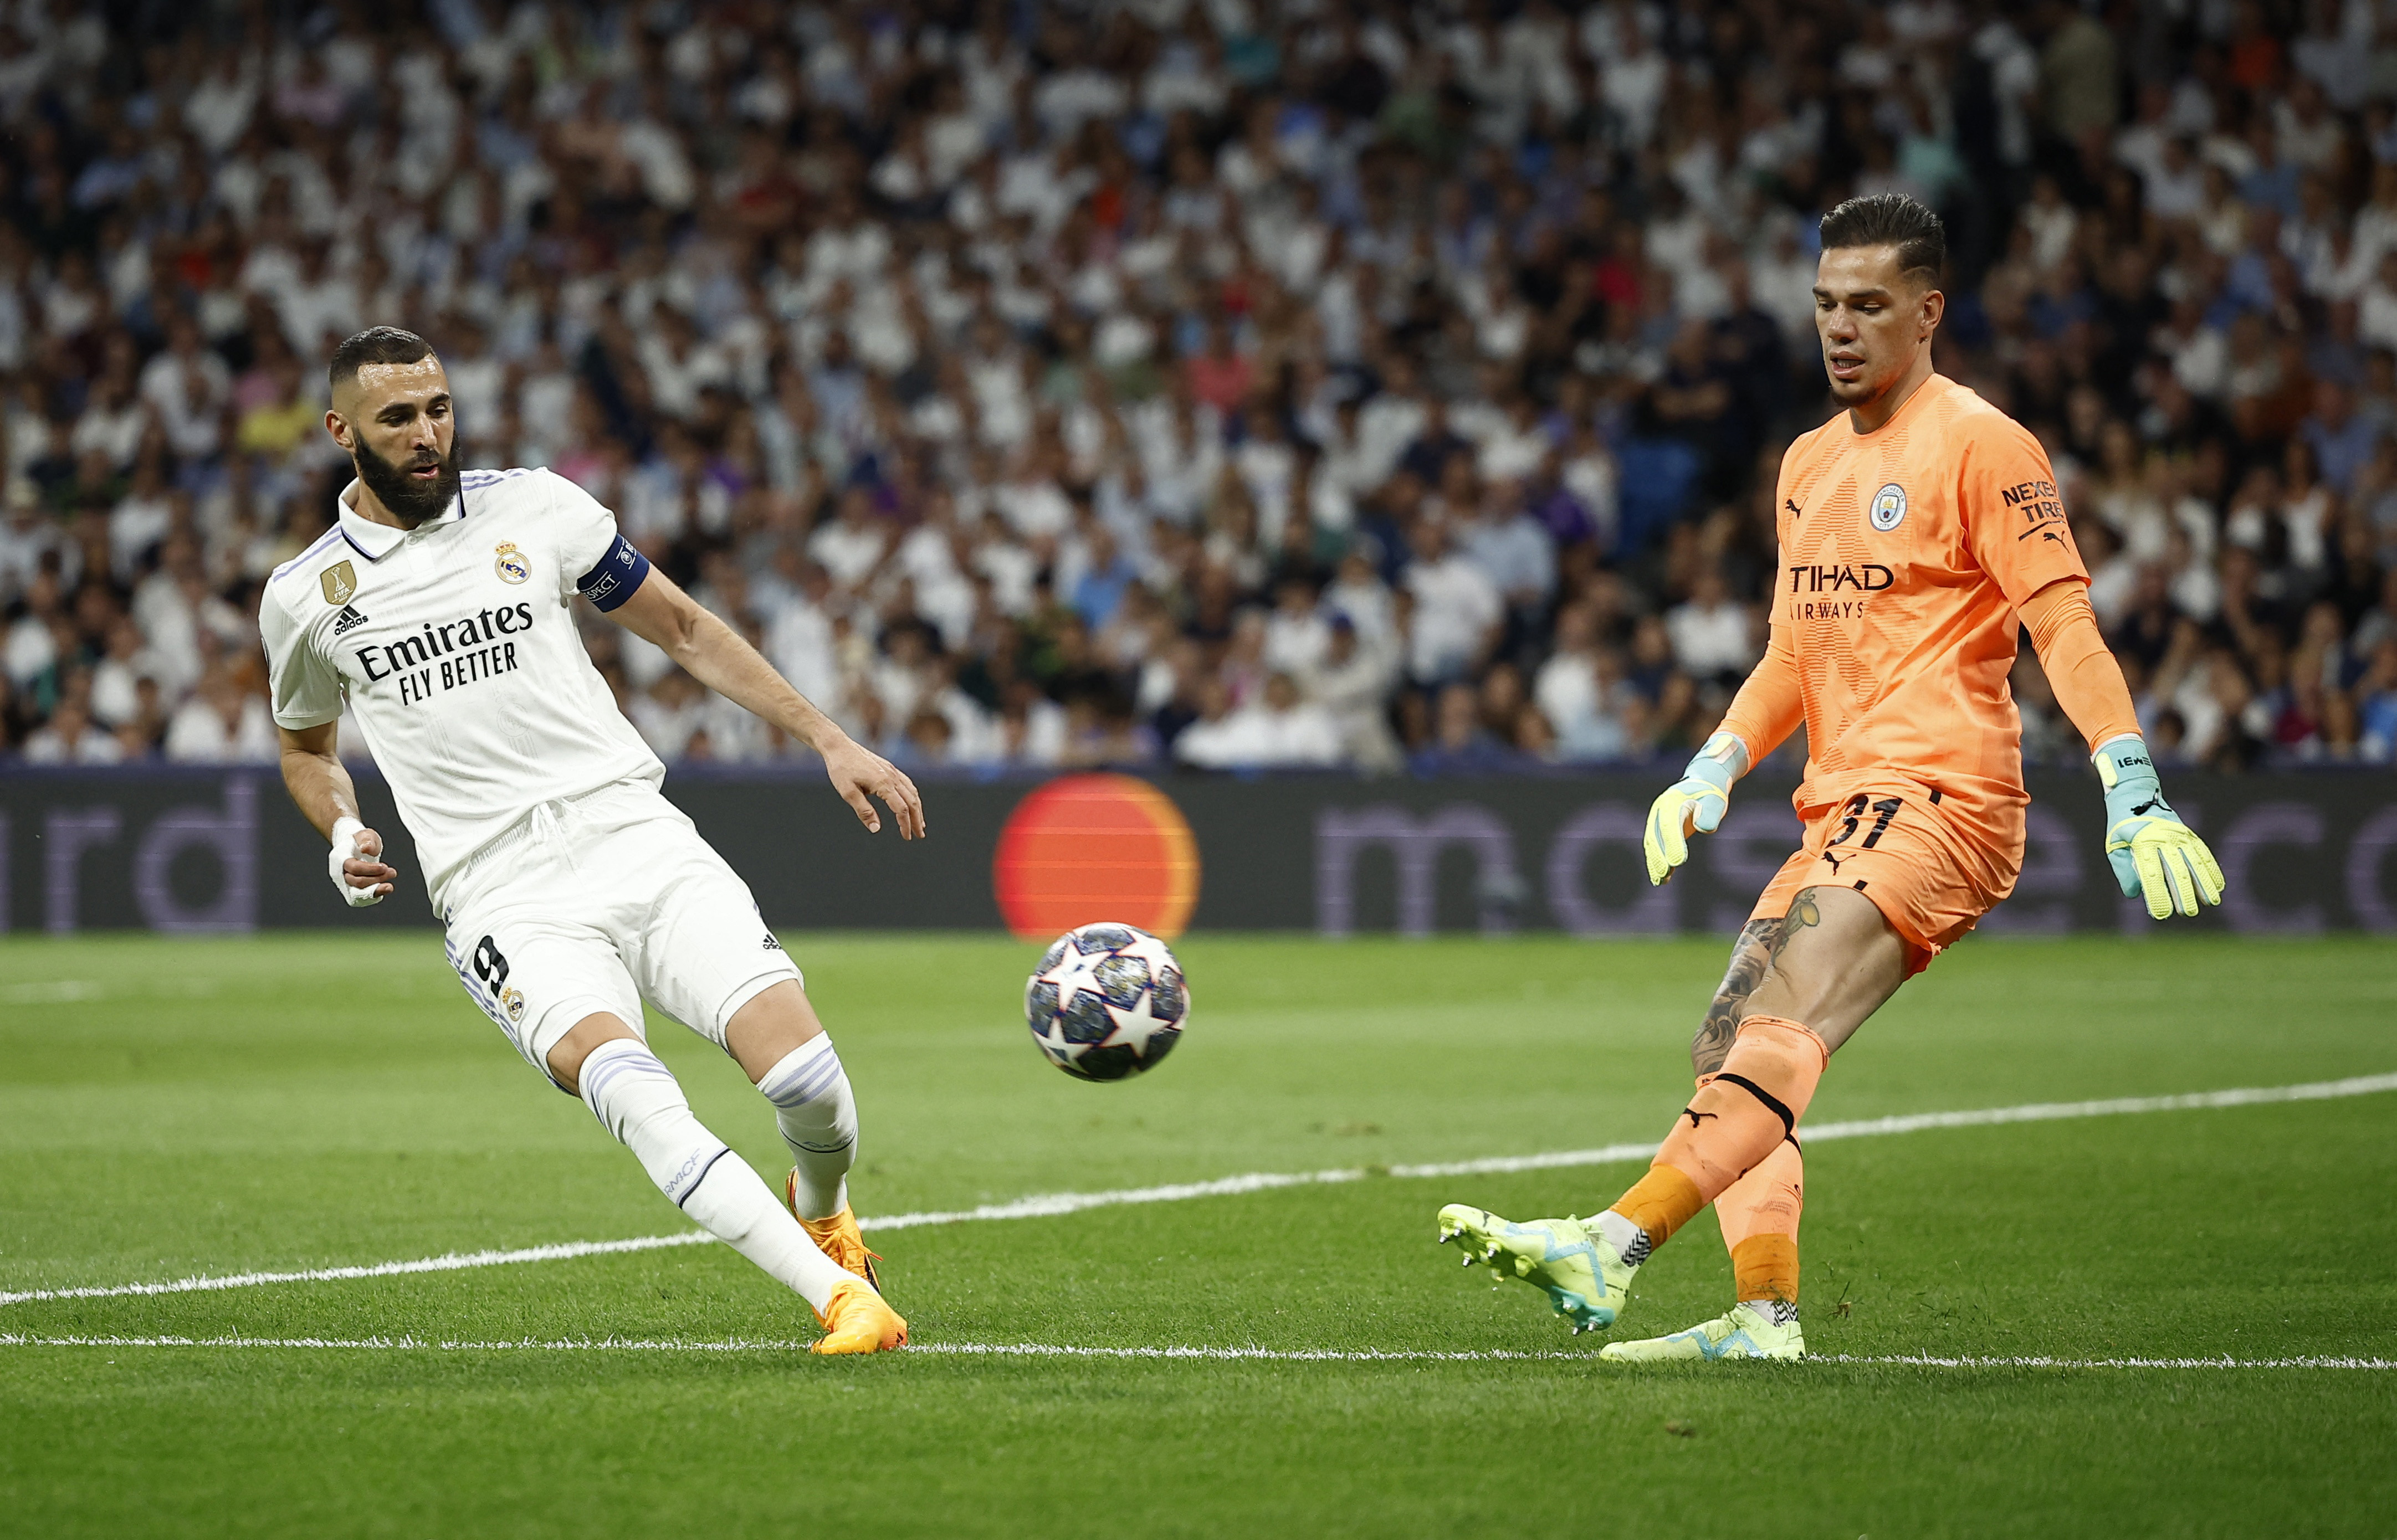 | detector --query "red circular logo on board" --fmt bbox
[992,774,1201,940]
